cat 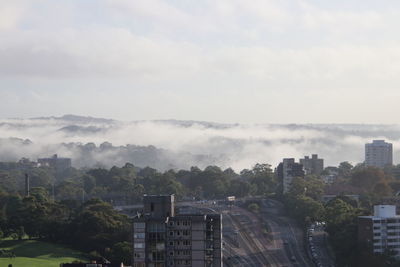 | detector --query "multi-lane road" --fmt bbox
[200,198,320,267]
[260,198,312,267]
